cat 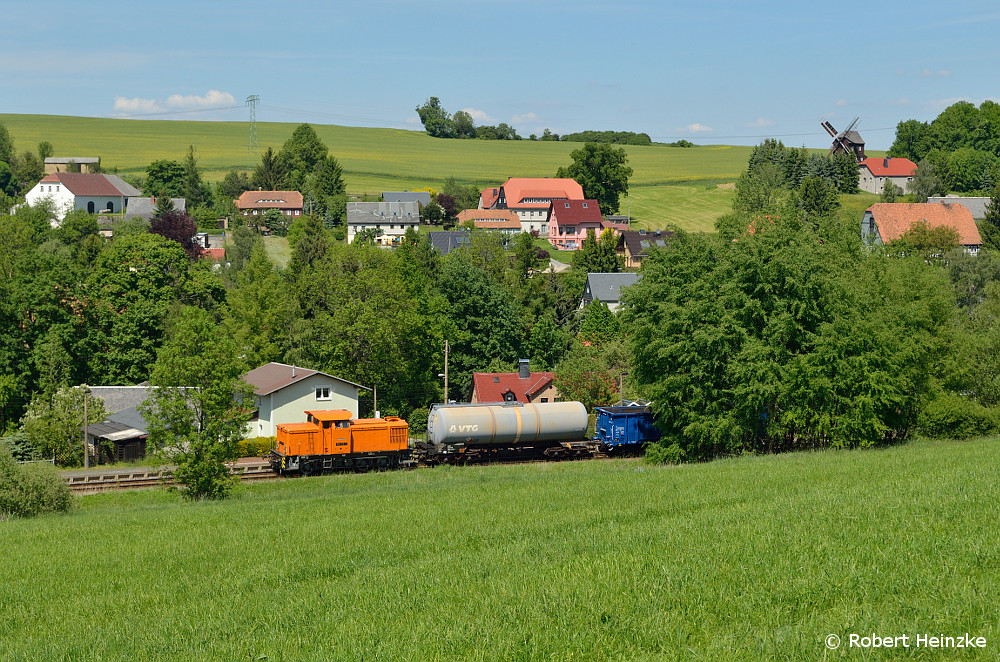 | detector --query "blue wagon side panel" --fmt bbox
[594,406,660,447]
